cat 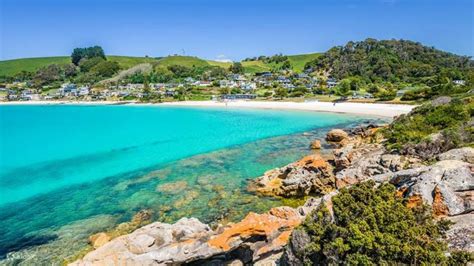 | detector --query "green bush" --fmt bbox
[295,181,456,265]
[383,96,473,150]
